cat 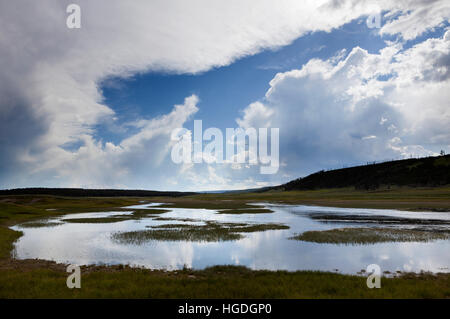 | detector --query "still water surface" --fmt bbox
[11,203,450,274]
